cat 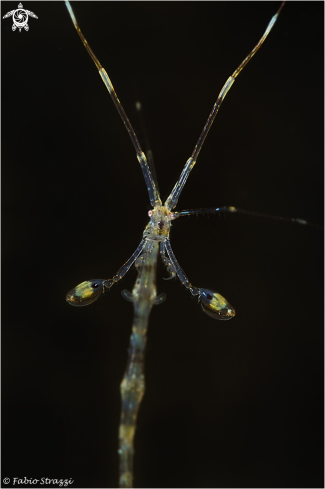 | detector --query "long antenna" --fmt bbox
[165,2,286,210]
[65,1,161,207]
